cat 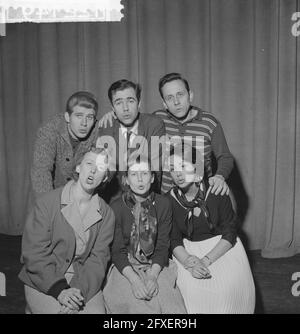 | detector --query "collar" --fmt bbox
[61,181,102,233]
[165,106,202,124]
[120,120,139,137]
